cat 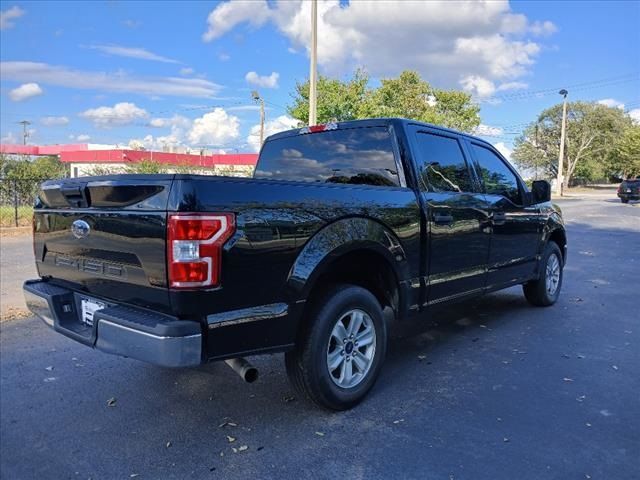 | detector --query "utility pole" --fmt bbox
[308,0,318,126]
[252,91,265,147]
[18,120,31,145]
[557,89,568,196]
